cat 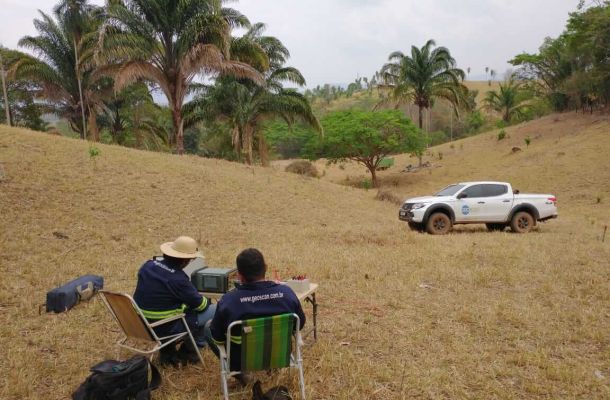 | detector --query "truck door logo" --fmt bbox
[462,205,470,215]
